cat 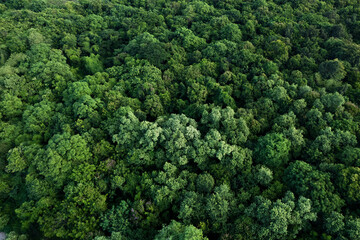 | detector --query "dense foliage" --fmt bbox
[1,0,360,239]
